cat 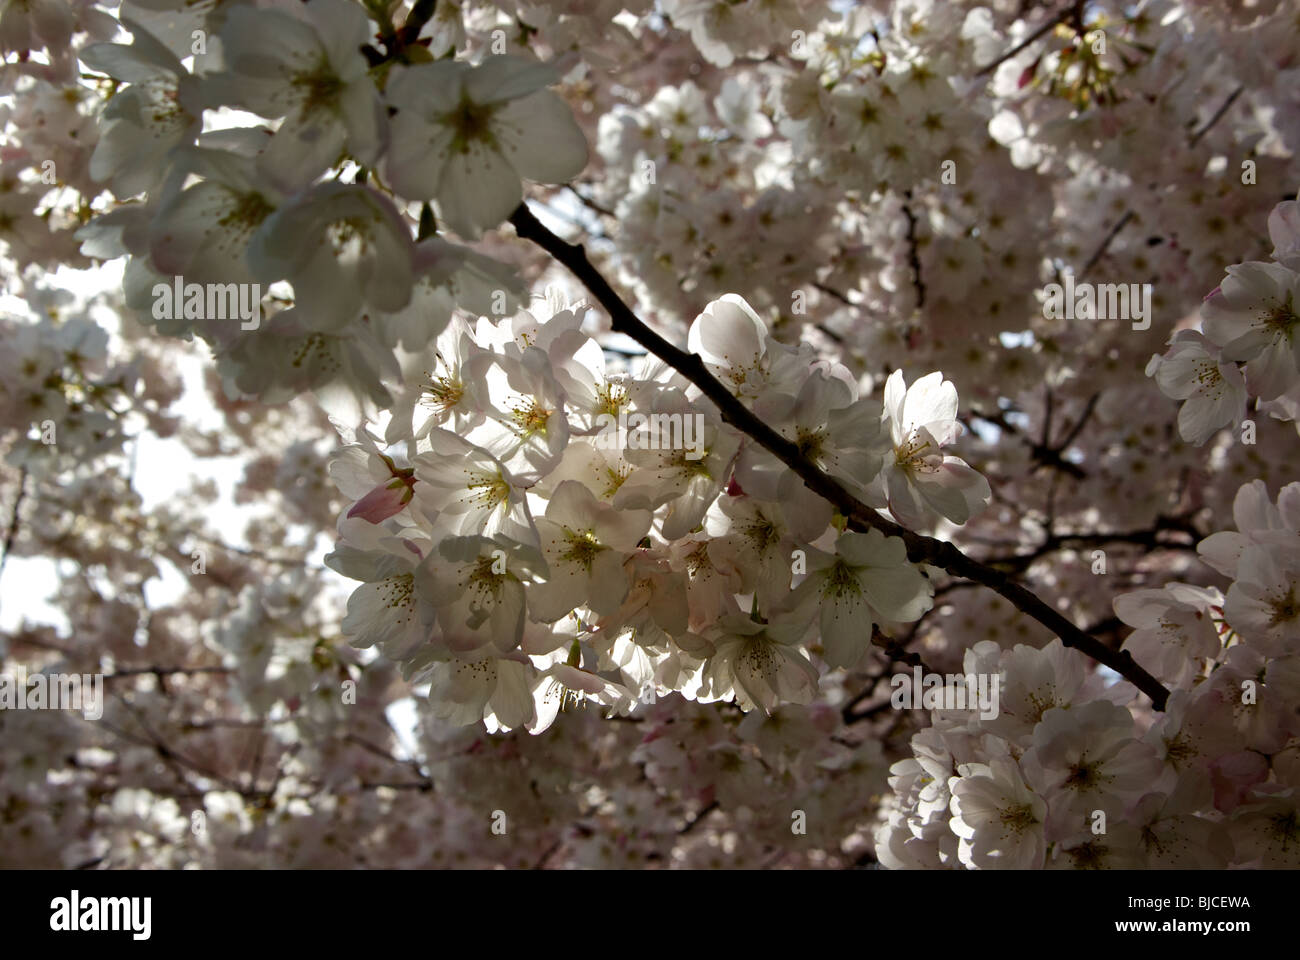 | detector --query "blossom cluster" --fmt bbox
[2,0,1299,870]
[1148,199,1300,443]
[67,0,590,419]
[877,479,1300,869]
[325,291,990,731]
